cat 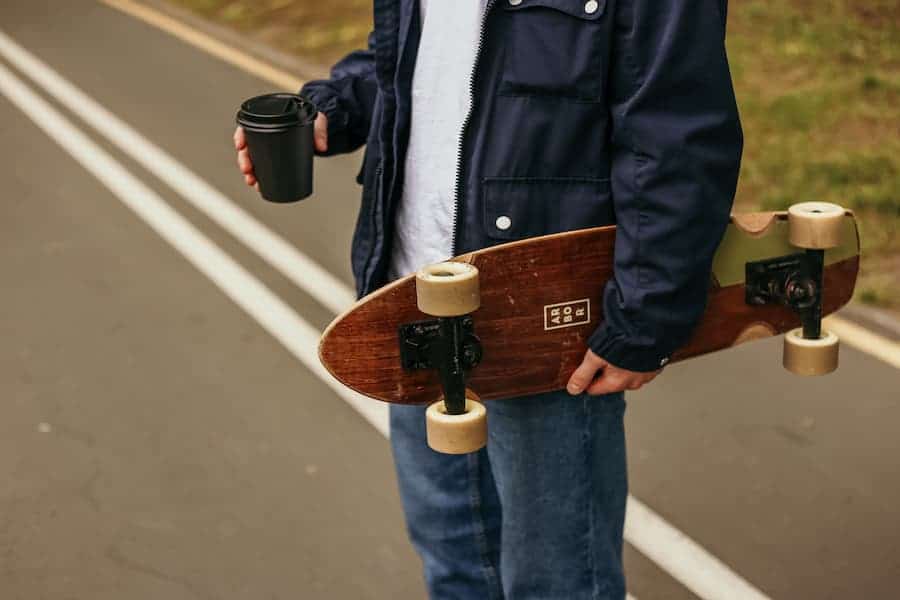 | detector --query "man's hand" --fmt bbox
[233,112,329,188]
[566,349,661,396]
